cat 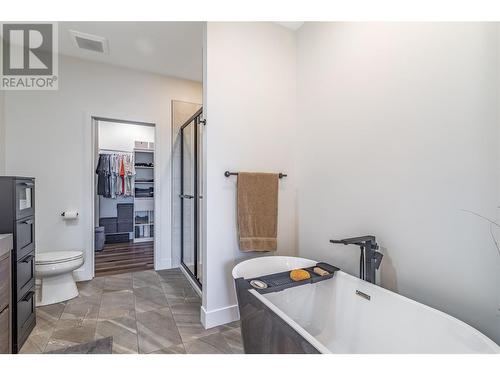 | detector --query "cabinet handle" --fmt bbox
[22,219,33,225]
[21,254,34,263]
[21,291,35,302]
[20,182,34,187]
